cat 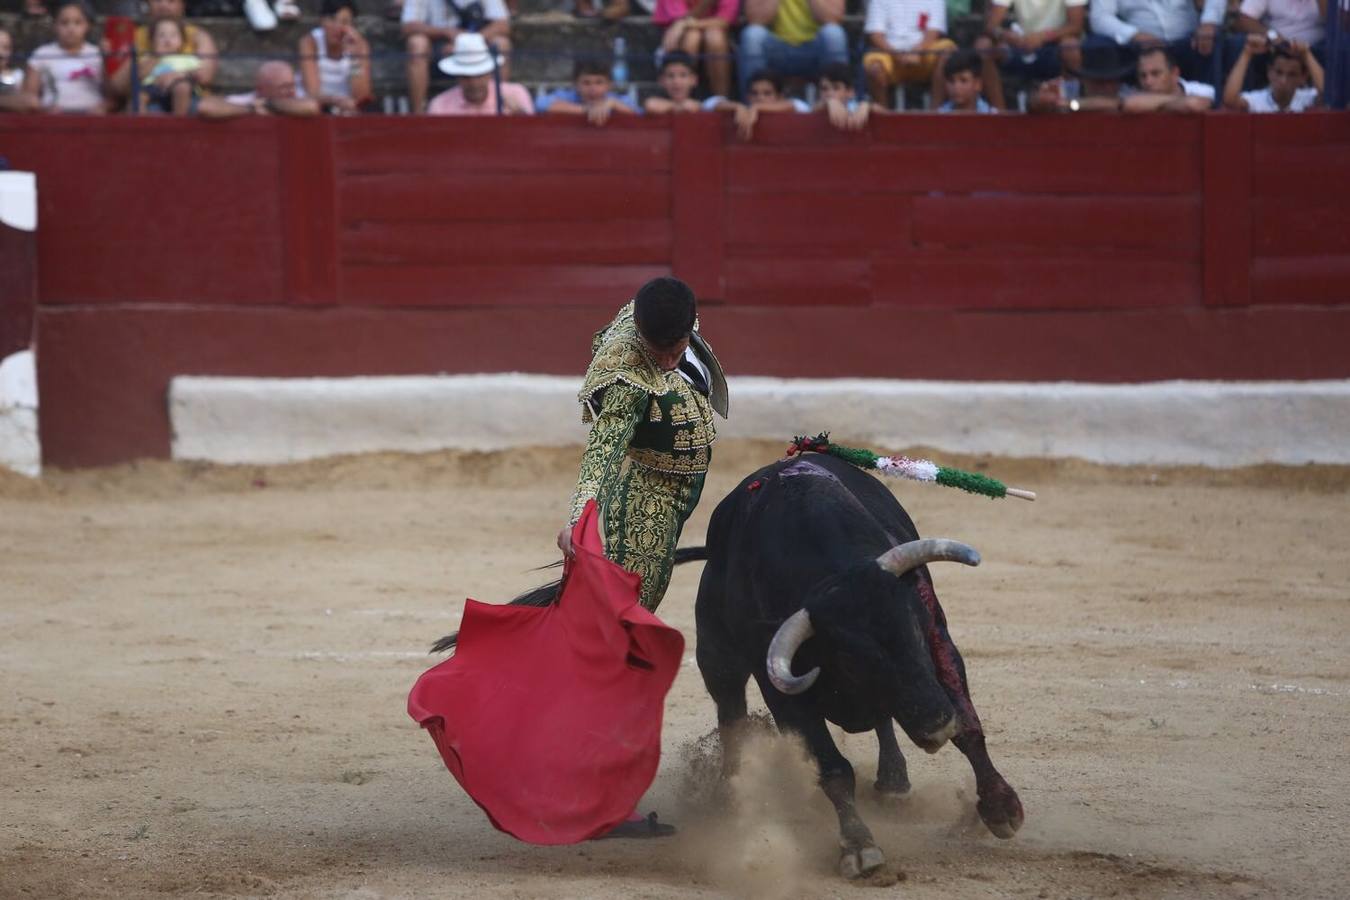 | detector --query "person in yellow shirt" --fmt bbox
[738,0,847,98]
[139,16,204,115]
[108,0,218,105]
